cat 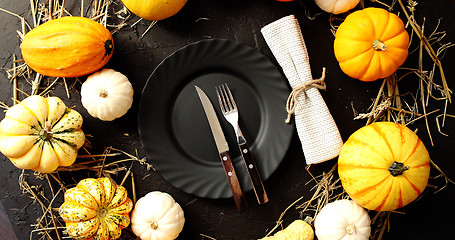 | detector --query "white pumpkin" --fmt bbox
[81,68,134,121]
[131,191,185,240]
[314,199,371,240]
[314,0,360,14]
